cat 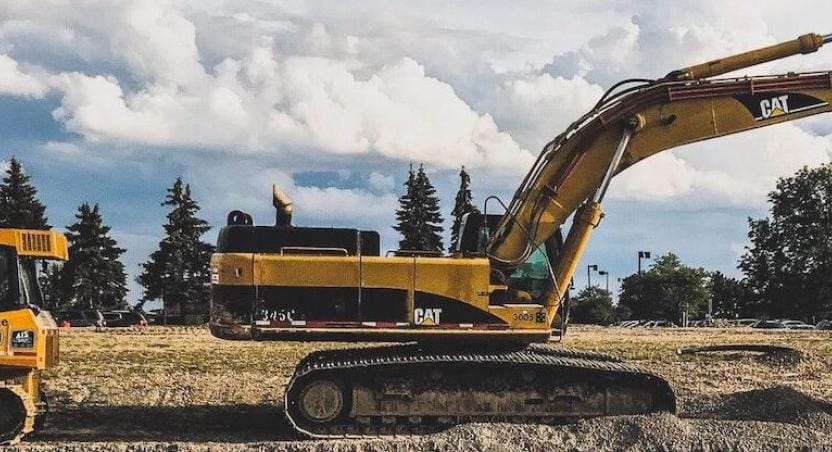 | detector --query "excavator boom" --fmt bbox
[488,34,832,315]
